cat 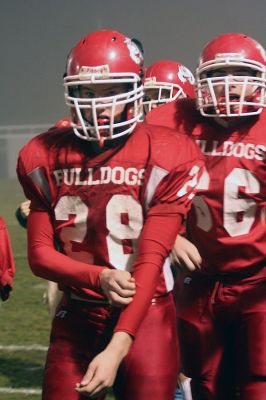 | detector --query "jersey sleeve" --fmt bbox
[17,155,51,212]
[0,217,15,300]
[115,152,204,337]
[148,159,204,218]
[27,210,107,296]
[17,143,108,297]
